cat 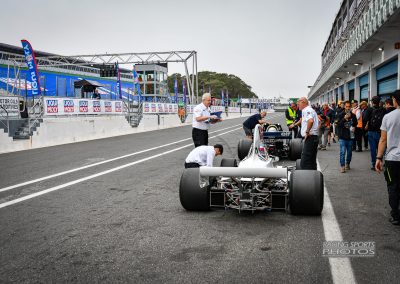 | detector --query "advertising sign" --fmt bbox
[0,96,20,118]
